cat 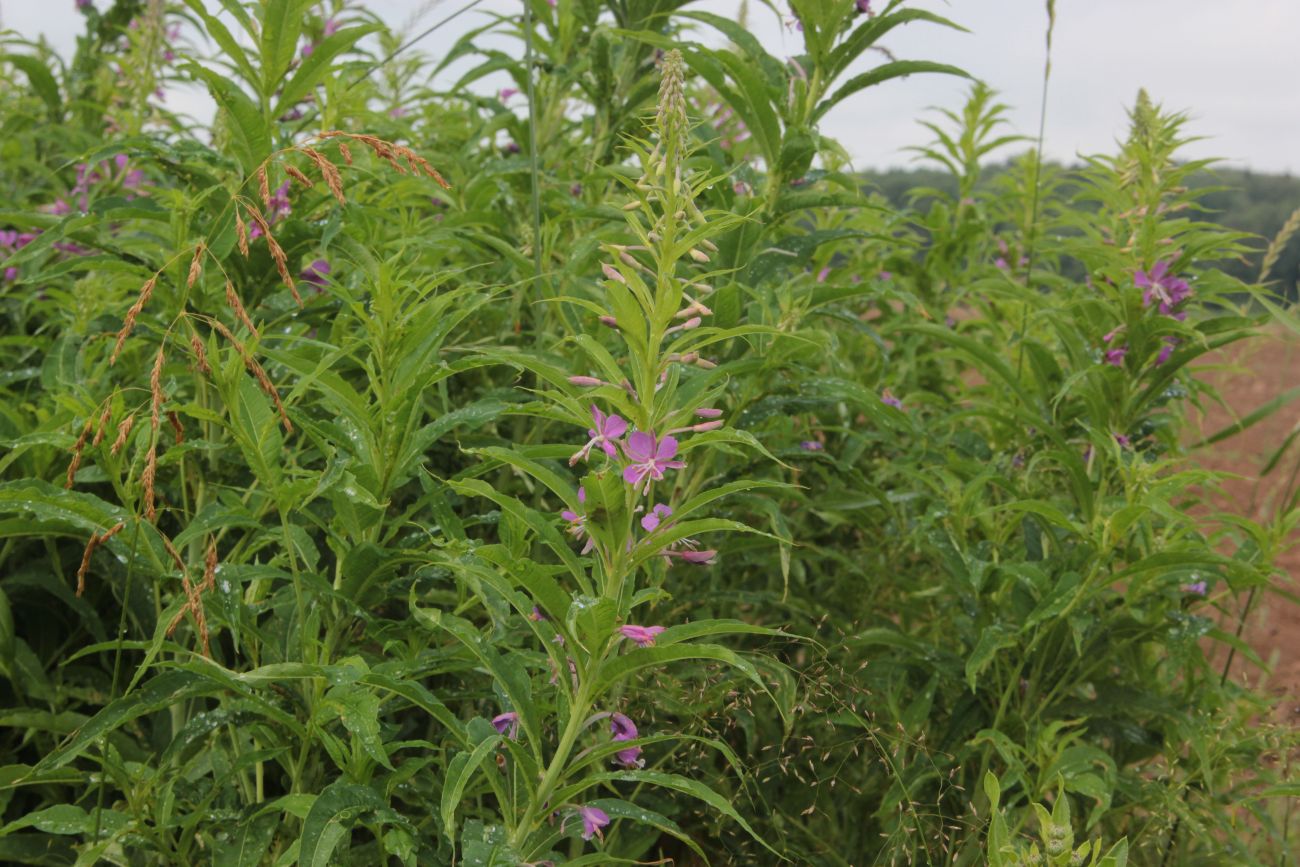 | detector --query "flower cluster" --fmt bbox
[560,404,719,566]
